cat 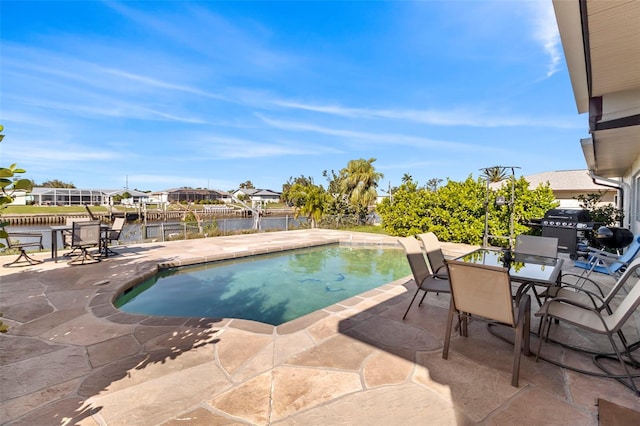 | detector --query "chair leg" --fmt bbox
[67,247,101,265]
[511,295,531,387]
[3,249,44,267]
[519,295,531,356]
[402,287,422,320]
[442,301,456,359]
[601,333,640,395]
[535,313,553,362]
[512,325,524,387]
[418,290,429,307]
